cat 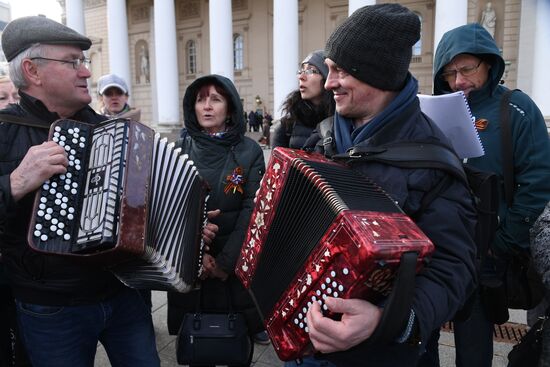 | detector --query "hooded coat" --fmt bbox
[434,23,550,256]
[167,75,265,336]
